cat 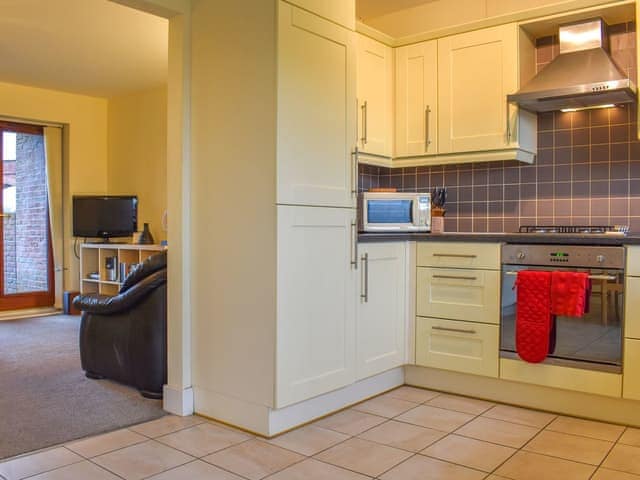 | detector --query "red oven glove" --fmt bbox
[551,271,590,317]
[515,270,553,363]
